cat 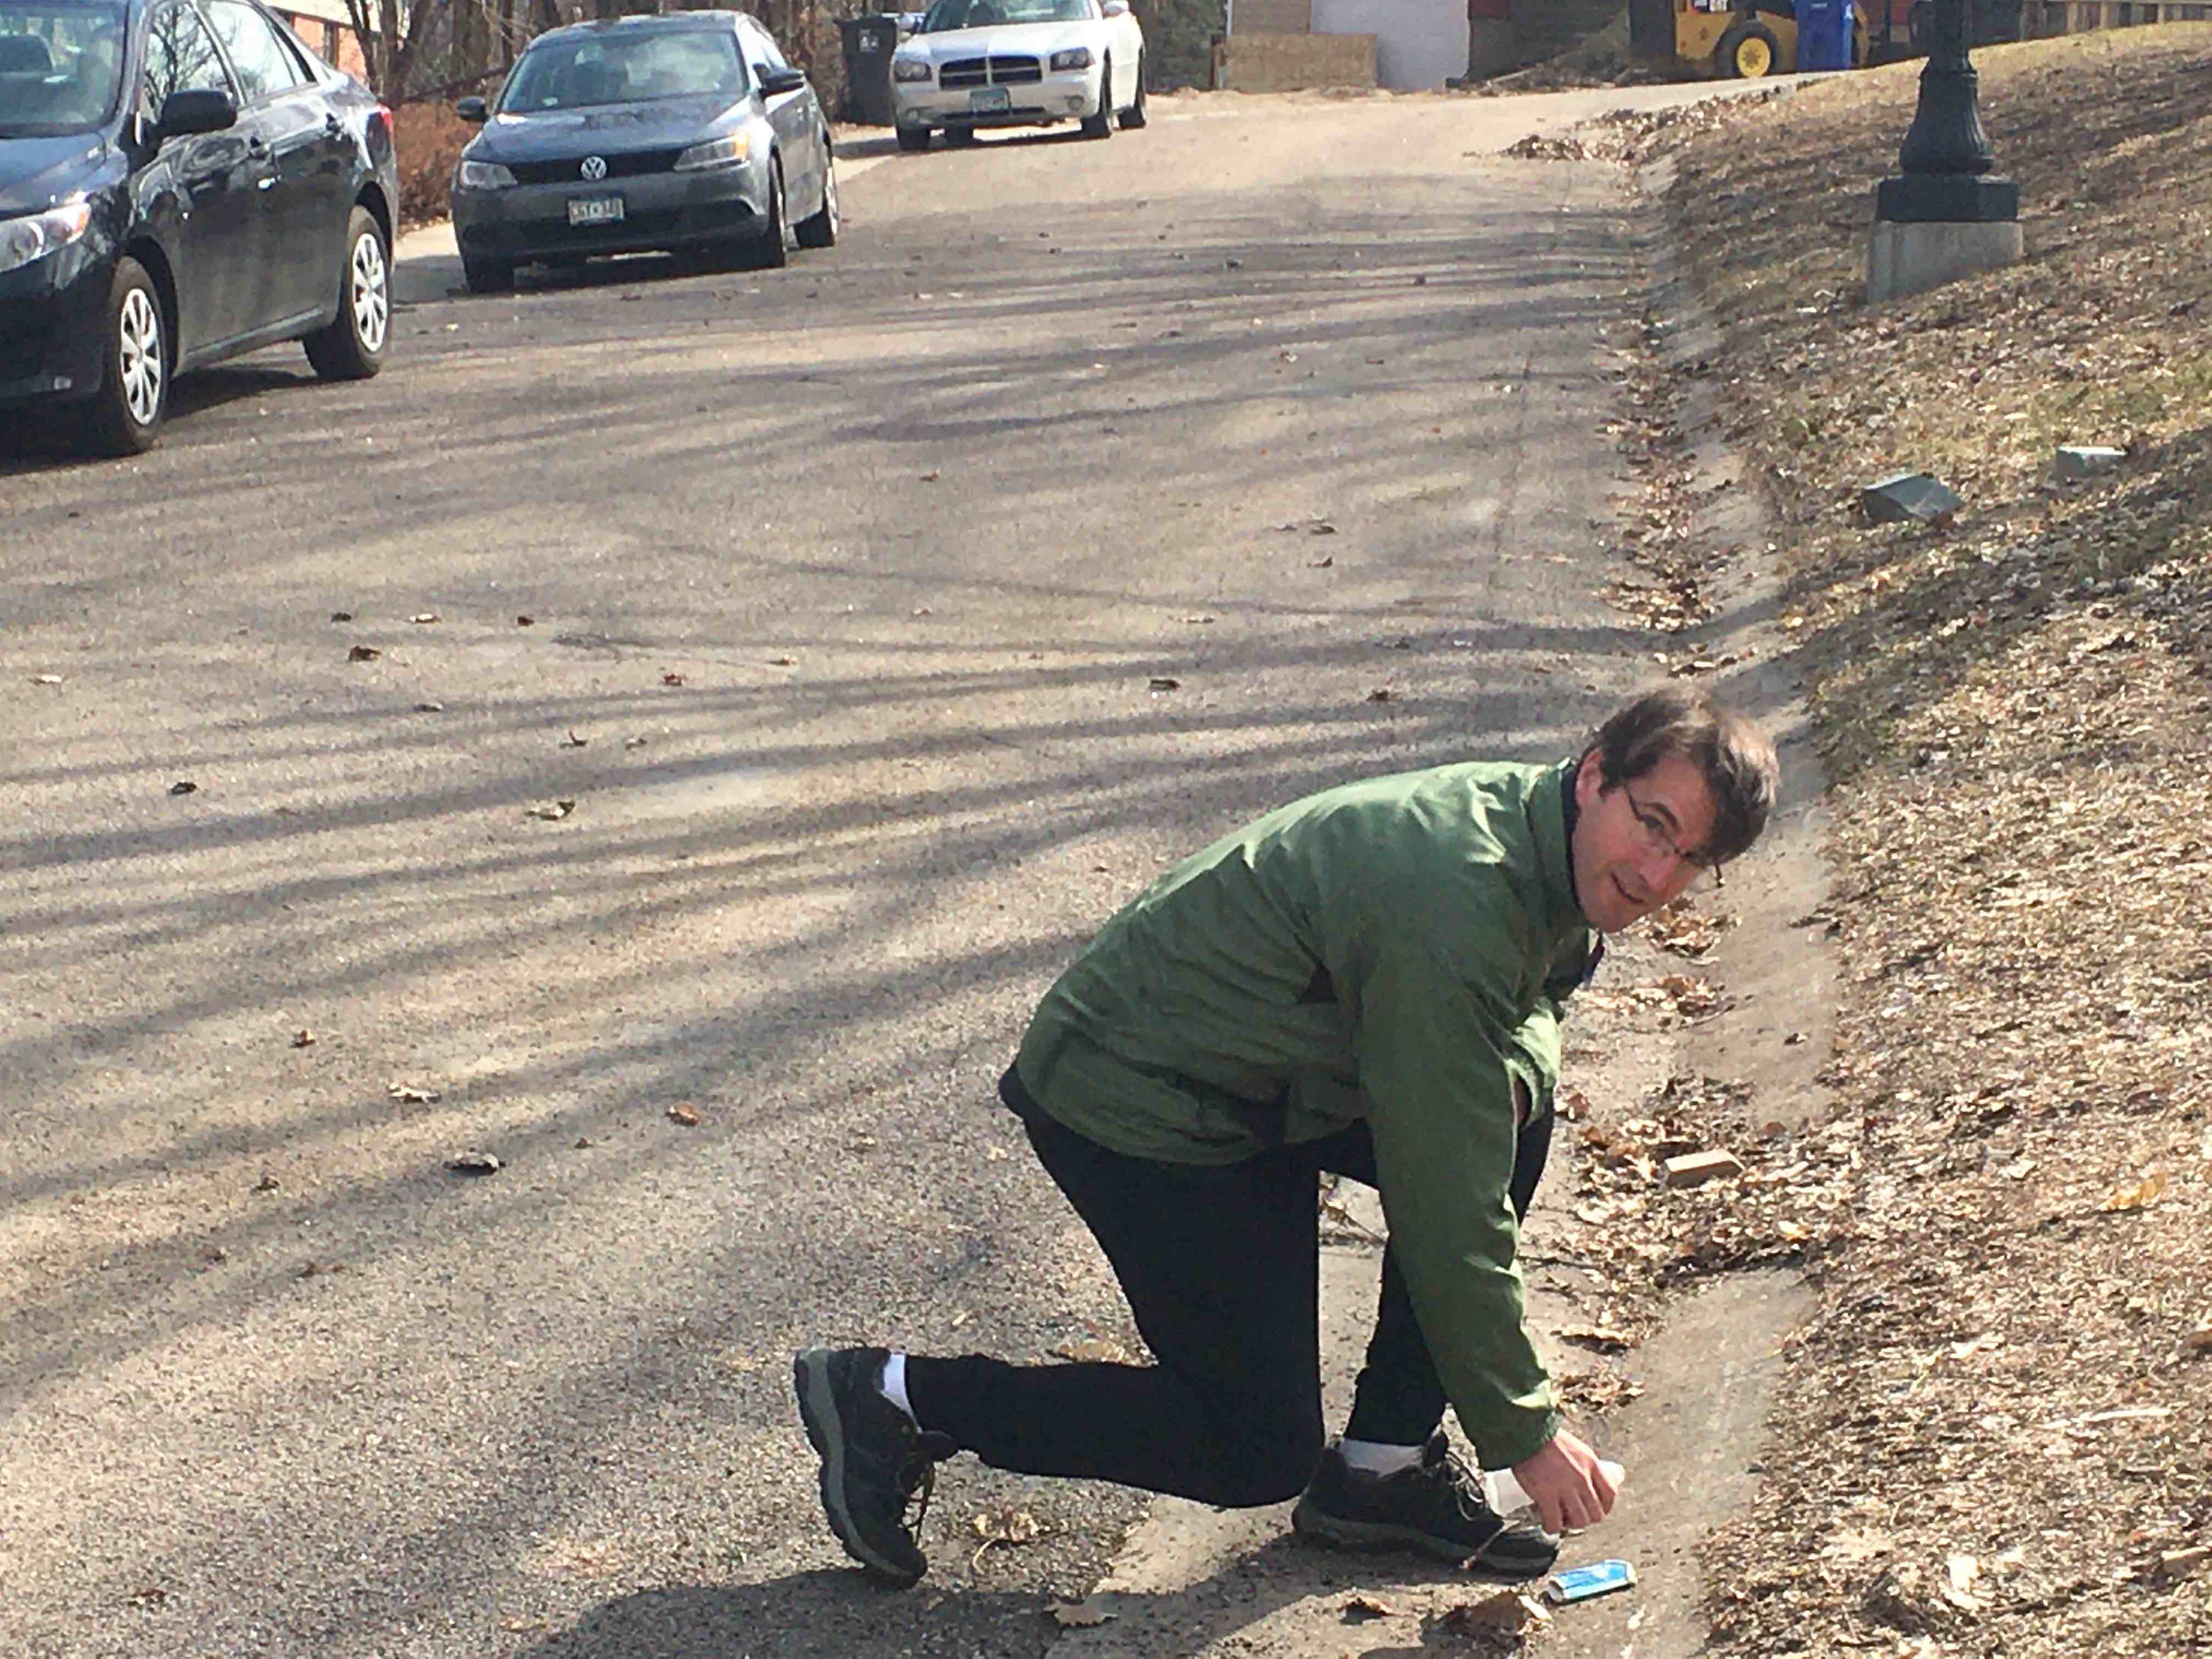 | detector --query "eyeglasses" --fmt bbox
[1620,781,1721,882]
